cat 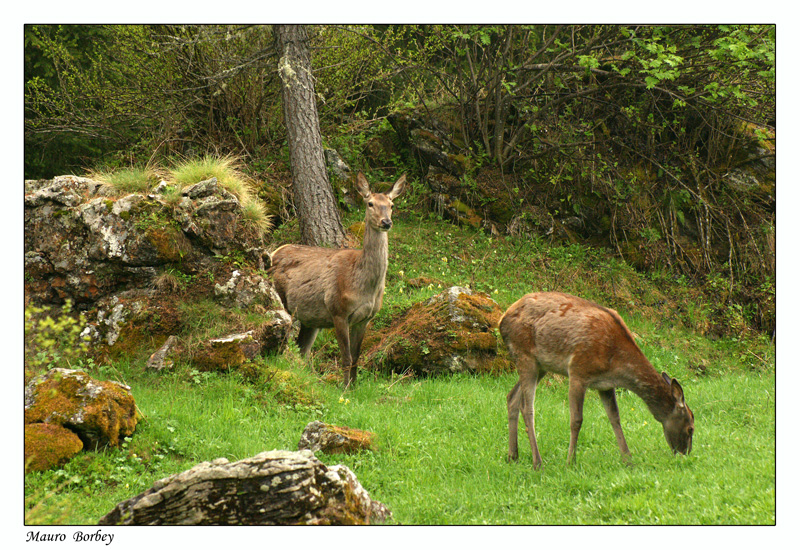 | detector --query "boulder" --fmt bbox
[298,421,377,455]
[24,368,139,449]
[191,310,294,371]
[192,331,263,371]
[213,269,282,309]
[255,309,296,352]
[178,178,243,253]
[89,294,147,347]
[25,423,84,473]
[362,286,512,377]
[324,148,352,181]
[23,175,264,306]
[99,450,391,525]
